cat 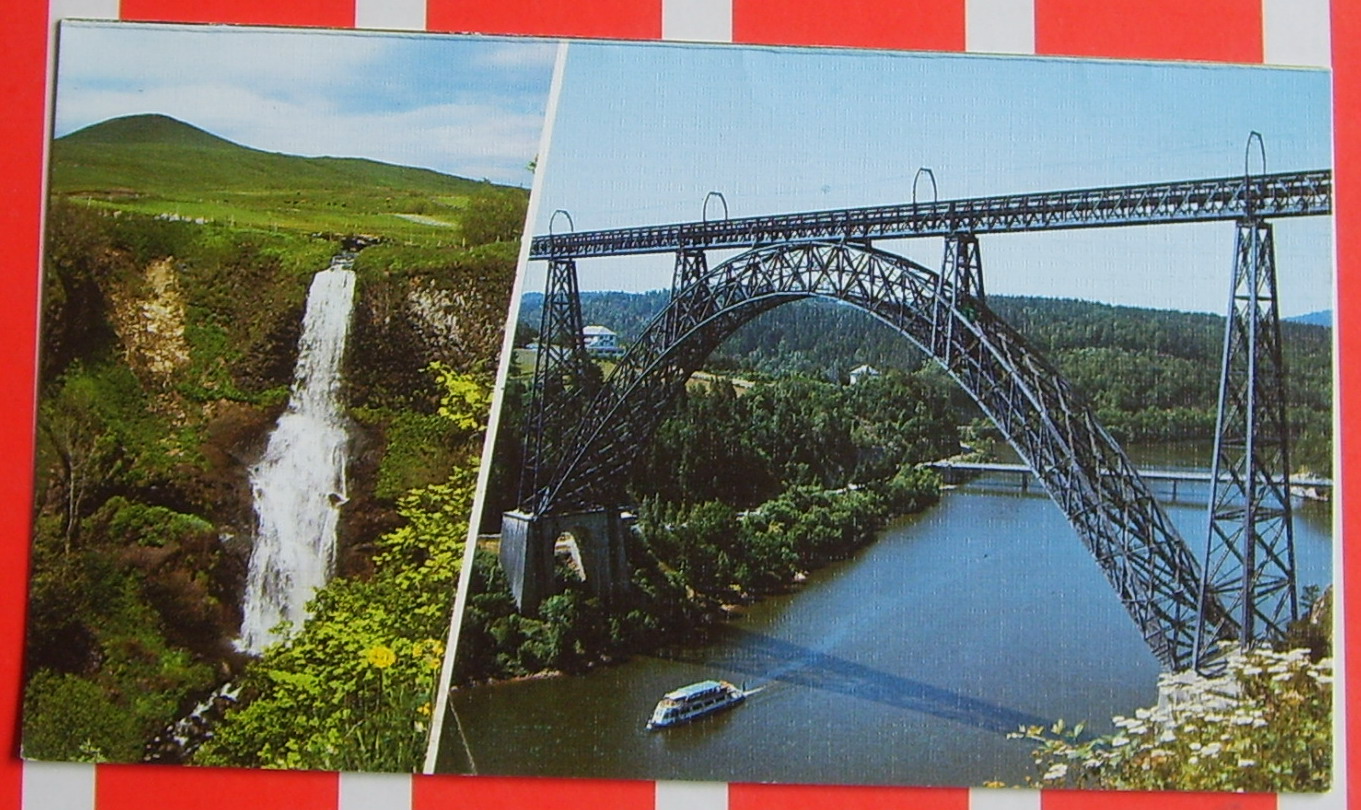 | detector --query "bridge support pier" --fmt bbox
[500,508,631,612]
[1195,216,1298,666]
[520,259,596,506]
